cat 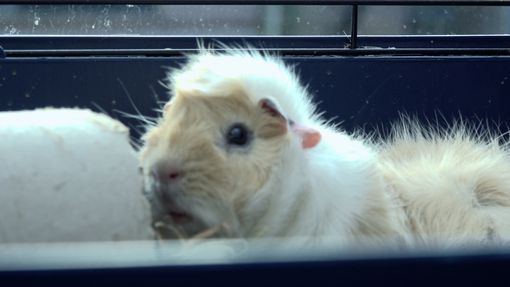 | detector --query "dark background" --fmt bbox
[1,55,509,139]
